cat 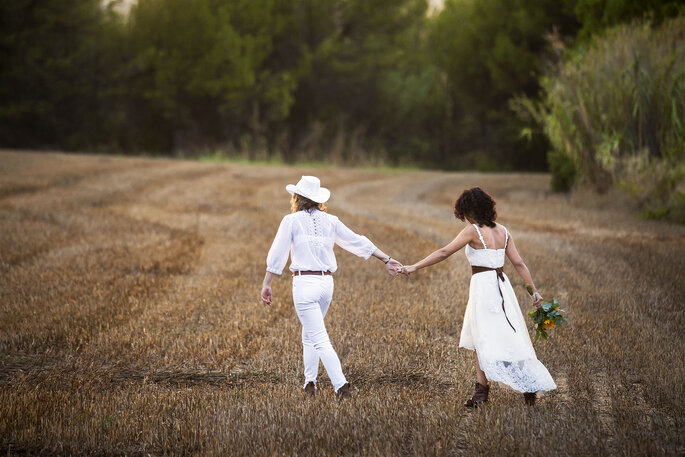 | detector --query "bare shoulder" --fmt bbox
[462,223,477,236]
[496,222,511,236]
[459,224,478,244]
